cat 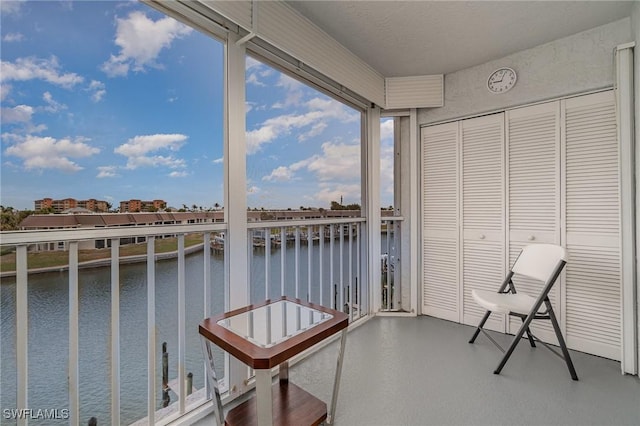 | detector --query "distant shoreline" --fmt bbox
[0,243,205,279]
